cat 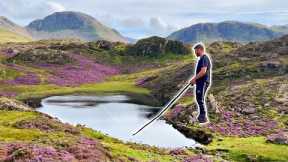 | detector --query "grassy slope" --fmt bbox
[0,28,32,43]
[126,41,288,161]
[0,109,183,161]
[208,136,288,162]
